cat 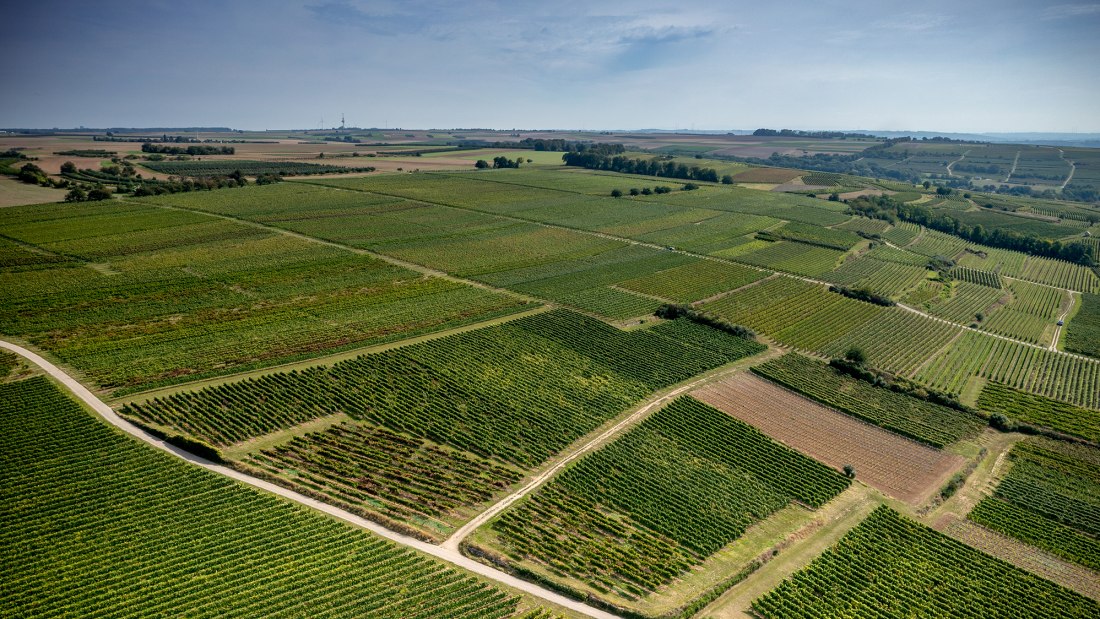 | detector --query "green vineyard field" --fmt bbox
[491,397,848,599]
[753,506,1098,618]
[0,376,529,619]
